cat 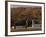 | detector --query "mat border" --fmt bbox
[5,1,45,36]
